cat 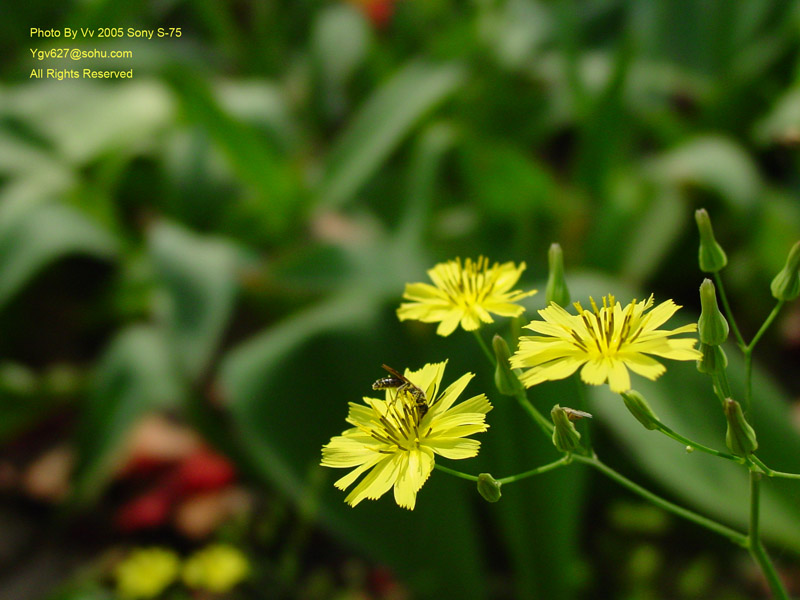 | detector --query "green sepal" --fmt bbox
[551,405,582,453]
[696,343,728,375]
[545,243,570,307]
[477,473,502,502]
[493,335,523,396]
[695,208,728,273]
[620,390,660,431]
[698,279,729,346]
[724,398,758,456]
[770,241,800,301]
